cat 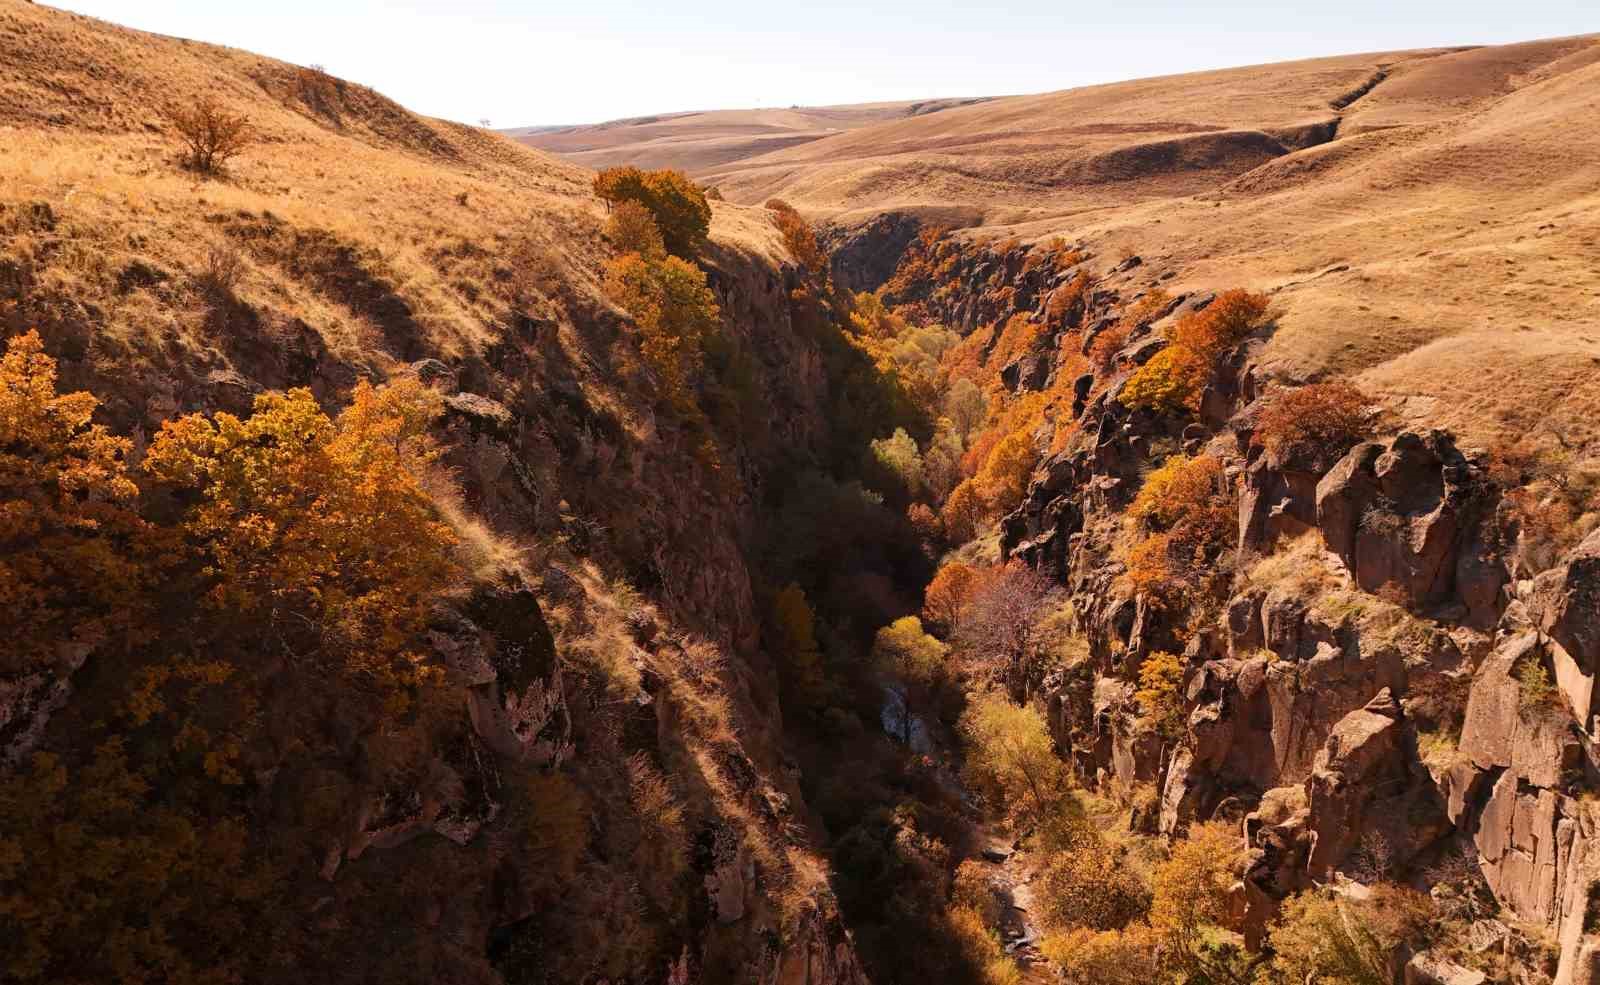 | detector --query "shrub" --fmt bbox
[166,95,256,174]
[1149,821,1249,981]
[1040,925,1162,985]
[520,769,589,899]
[947,905,1023,985]
[592,166,711,257]
[1265,886,1434,985]
[1123,289,1269,413]
[1173,288,1271,360]
[1035,848,1151,932]
[1121,345,1204,412]
[952,861,1002,927]
[1517,654,1558,712]
[1121,455,1235,607]
[604,200,665,257]
[1134,650,1185,741]
[1254,381,1373,461]
[1088,323,1131,374]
